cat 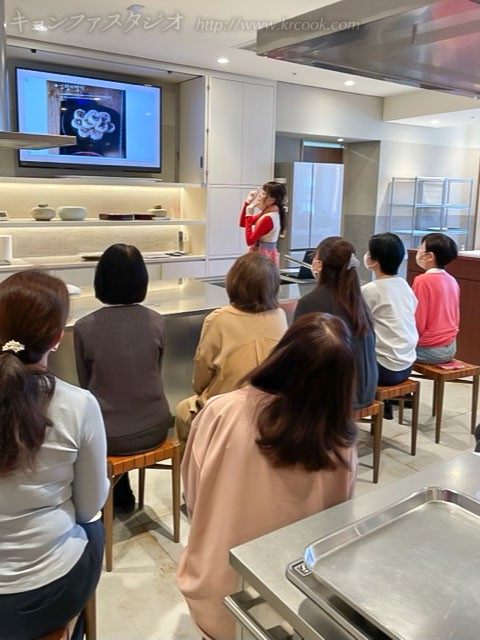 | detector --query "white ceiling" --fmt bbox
[5,0,416,98]
[7,0,480,128]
